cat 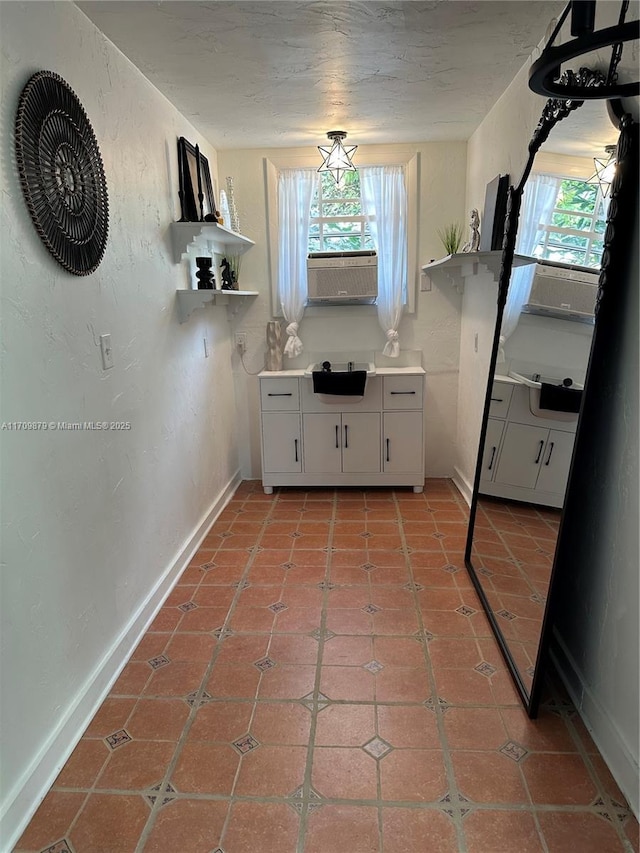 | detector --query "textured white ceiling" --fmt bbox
[78,1,637,155]
[78,0,569,149]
